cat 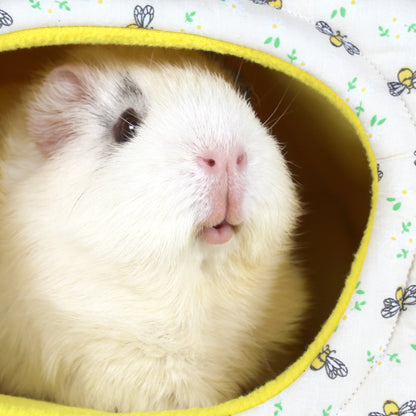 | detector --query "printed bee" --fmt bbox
[0,9,13,28]
[250,0,282,9]
[310,345,348,379]
[381,285,416,318]
[127,5,155,29]
[377,163,383,181]
[387,67,416,96]
[369,399,416,416]
[315,21,360,55]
